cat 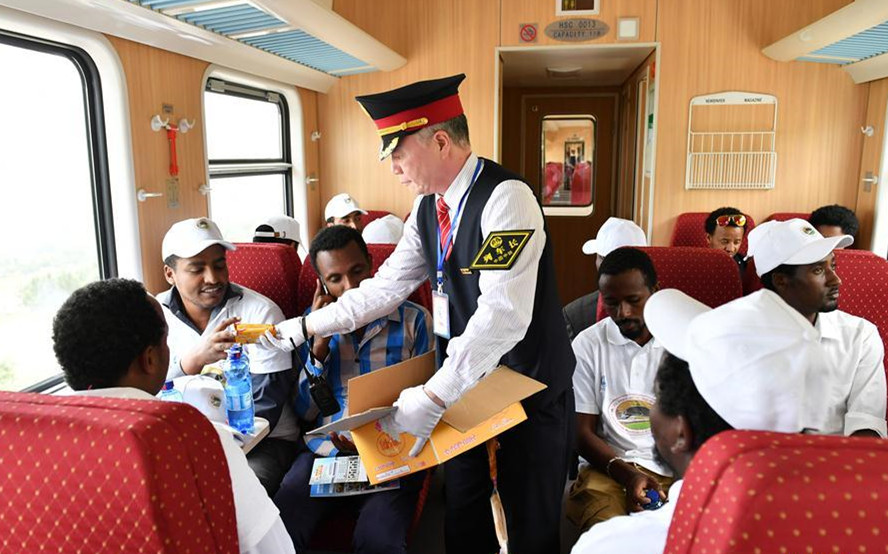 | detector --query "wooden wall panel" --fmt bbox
[650,0,867,245]
[298,87,323,237]
[320,0,500,220]
[616,51,654,221]
[855,78,888,250]
[500,0,656,46]
[107,36,209,293]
